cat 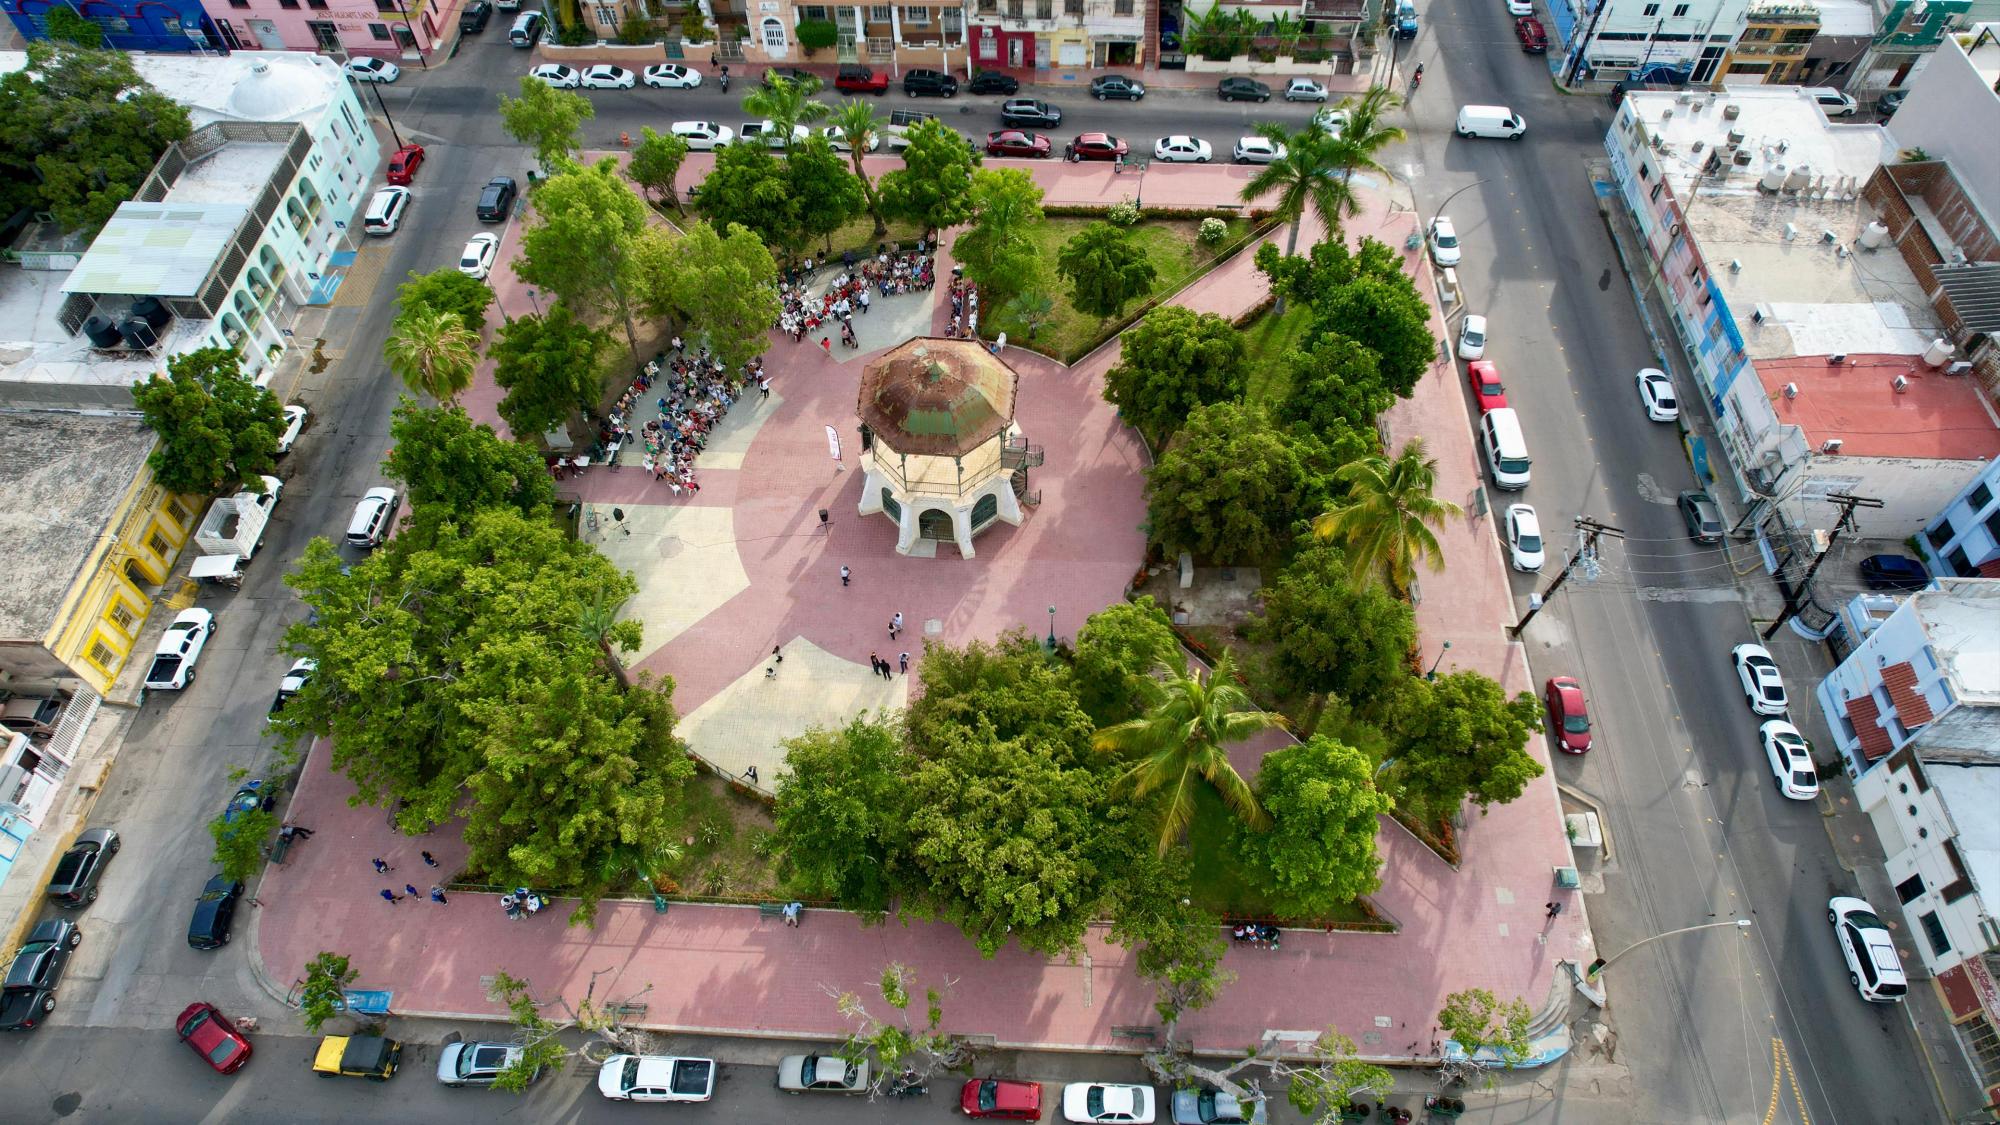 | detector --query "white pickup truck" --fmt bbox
[194,475,283,562]
[596,1055,716,1102]
[738,120,808,149]
[144,609,215,692]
